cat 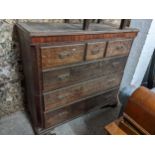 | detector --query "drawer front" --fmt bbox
[43,56,127,91]
[43,72,122,111]
[86,42,106,60]
[105,39,132,57]
[41,44,85,69]
[44,88,118,128]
